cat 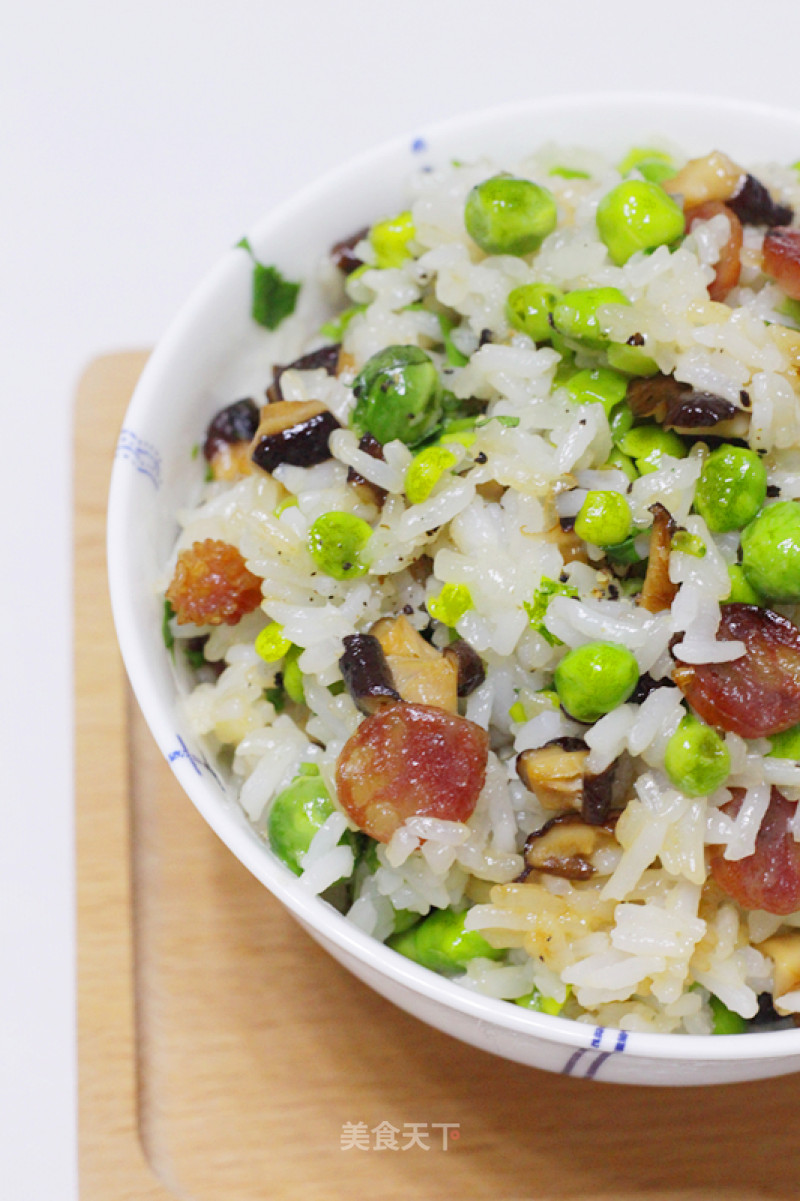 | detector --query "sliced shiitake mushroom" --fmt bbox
[760,932,800,1015]
[266,344,343,405]
[727,174,793,228]
[339,633,401,716]
[371,614,458,713]
[516,737,616,825]
[662,150,744,209]
[639,503,678,615]
[331,227,368,275]
[517,811,619,882]
[250,400,341,475]
[203,398,260,480]
[347,431,387,507]
[442,638,486,698]
[626,374,740,433]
